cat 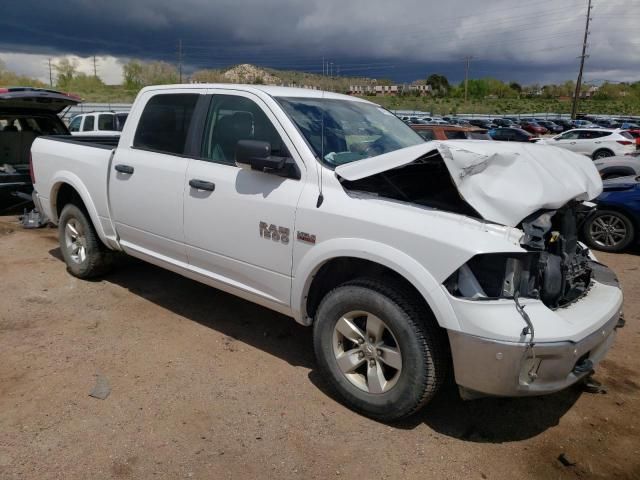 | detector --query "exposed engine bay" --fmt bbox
[338,147,599,310]
[445,203,595,309]
[339,151,480,217]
